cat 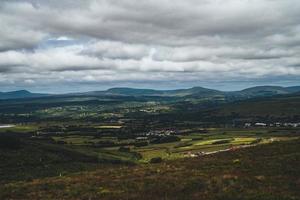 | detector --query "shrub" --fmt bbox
[191,137,204,141]
[0,135,22,149]
[134,141,148,147]
[150,136,180,144]
[150,157,162,163]
[56,140,66,145]
[174,142,192,148]
[96,140,116,147]
[118,146,130,152]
